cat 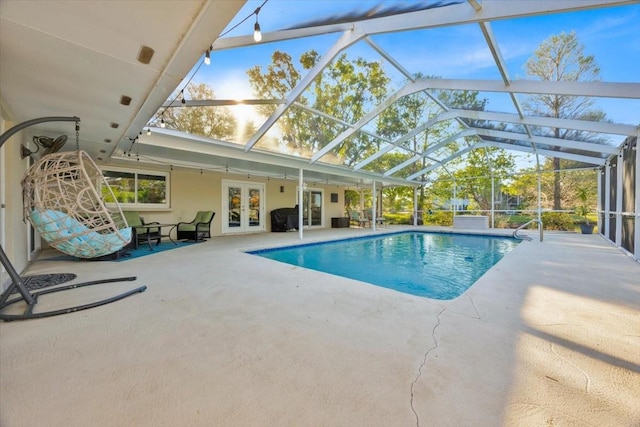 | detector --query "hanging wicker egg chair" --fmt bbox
[22,150,132,258]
